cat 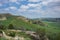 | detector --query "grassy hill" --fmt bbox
[0,13,44,31]
[0,13,60,40]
